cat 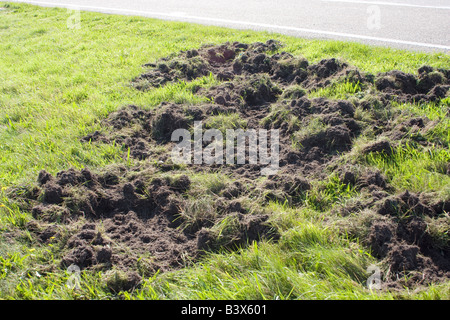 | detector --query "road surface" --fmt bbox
[8,0,450,52]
